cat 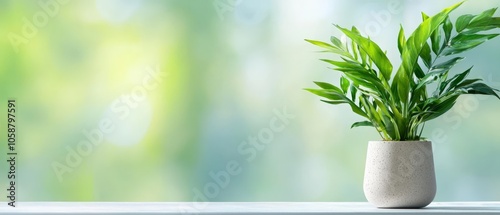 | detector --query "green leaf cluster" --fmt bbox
[305,2,500,140]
